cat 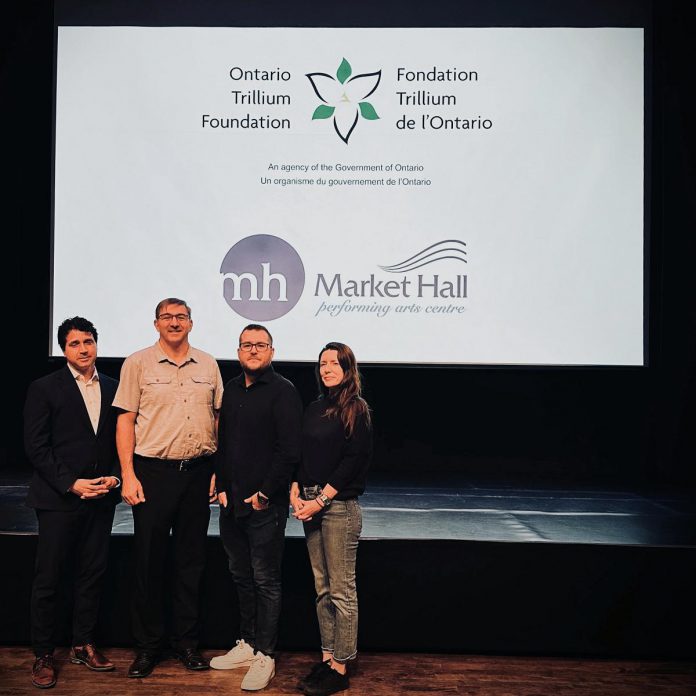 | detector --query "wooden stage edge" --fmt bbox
[0,647,695,696]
